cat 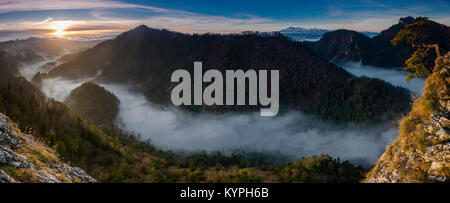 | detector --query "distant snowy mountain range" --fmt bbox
[279,27,378,41]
